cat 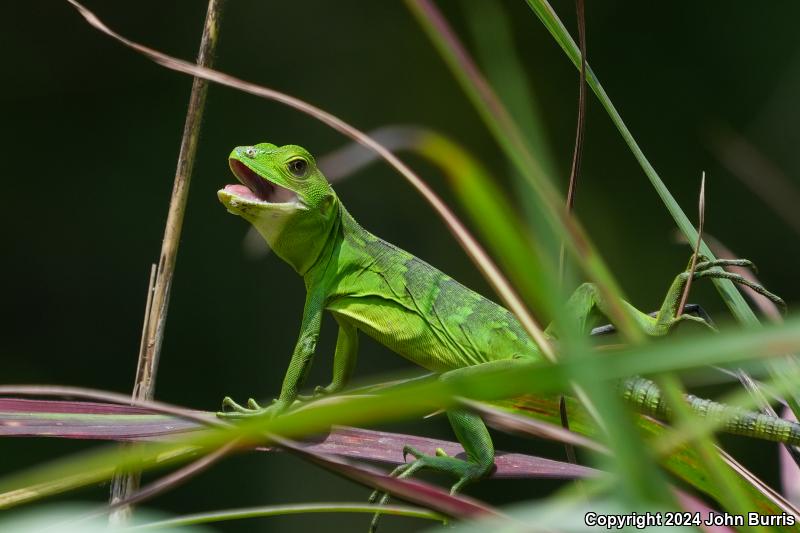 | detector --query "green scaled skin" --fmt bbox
[218,142,794,523]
